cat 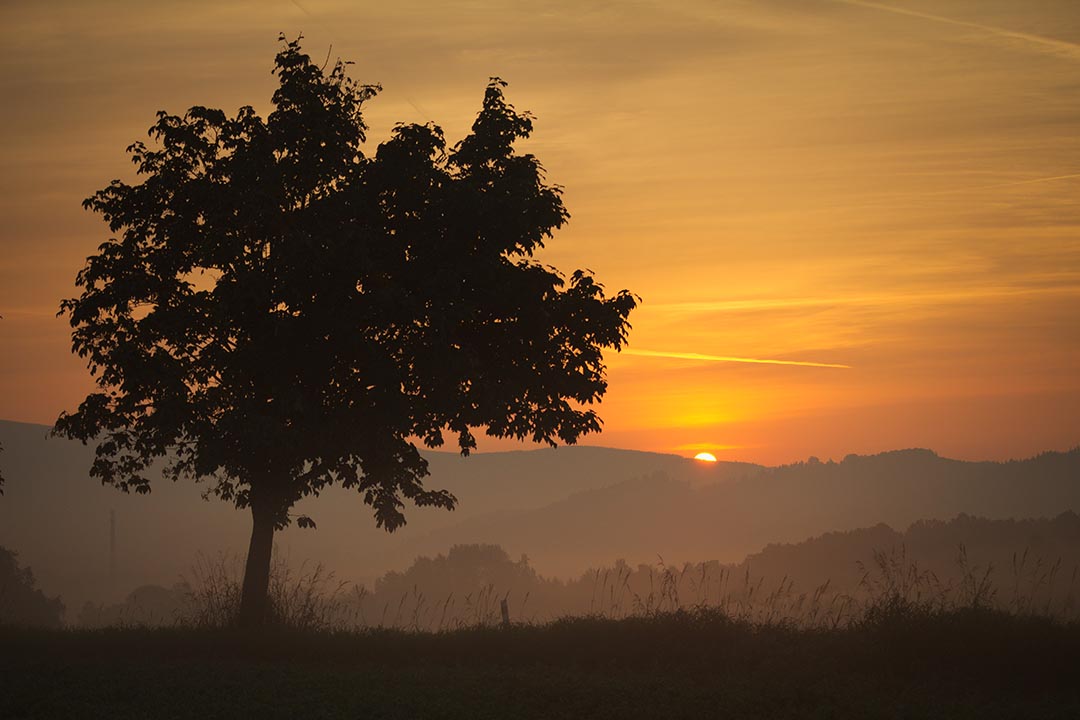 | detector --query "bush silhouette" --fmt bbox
[0,546,64,628]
